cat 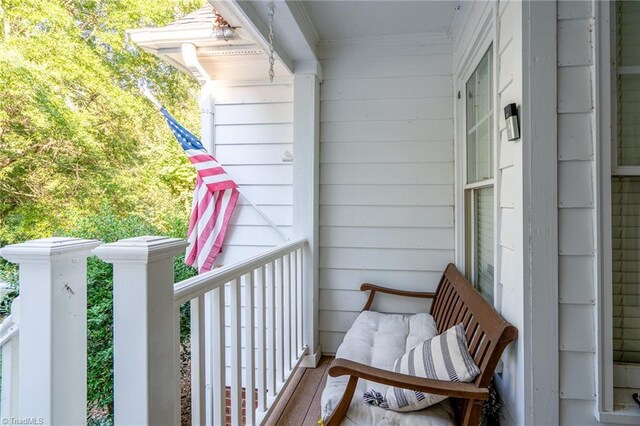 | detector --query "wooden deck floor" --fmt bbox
[264,357,333,426]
